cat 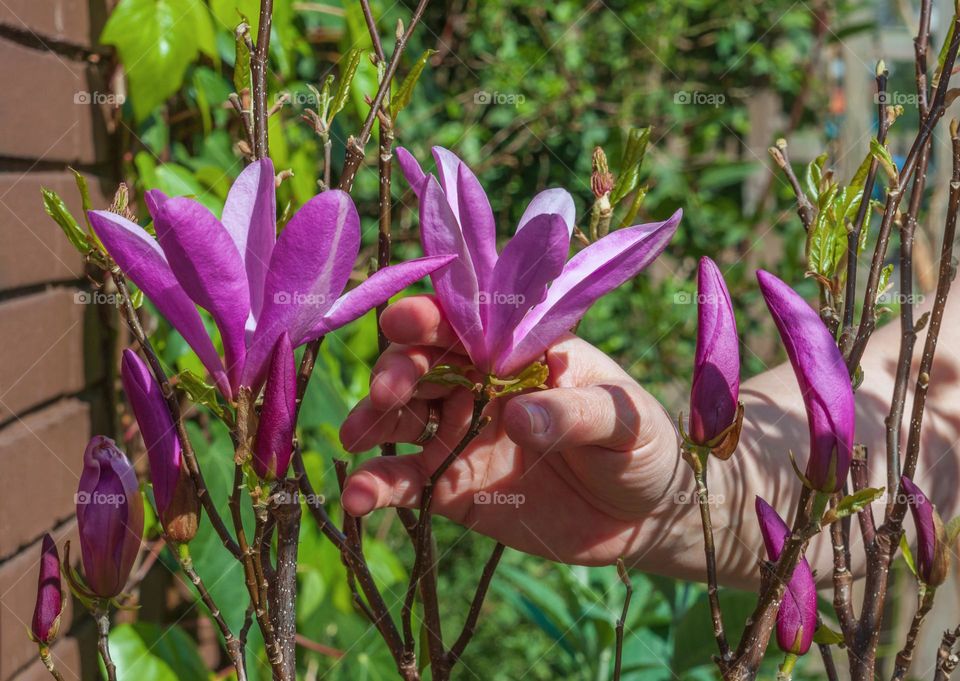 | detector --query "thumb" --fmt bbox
[502,383,660,453]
